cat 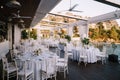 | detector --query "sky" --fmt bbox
[50,0,120,25]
